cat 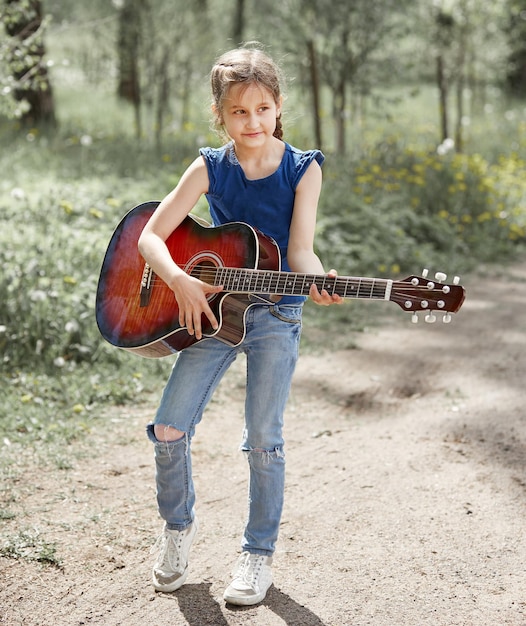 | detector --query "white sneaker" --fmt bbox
[151,517,198,592]
[223,552,273,606]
